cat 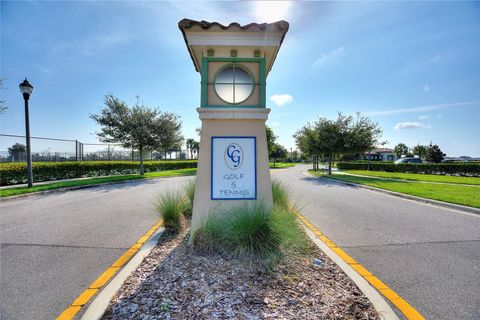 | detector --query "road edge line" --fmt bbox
[56,219,164,320]
[296,211,424,320]
[306,171,480,215]
[80,225,164,320]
